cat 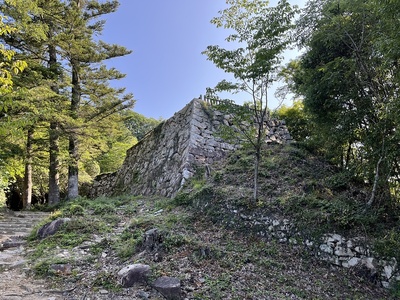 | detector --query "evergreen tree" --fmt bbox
[59,0,134,199]
[1,0,134,205]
